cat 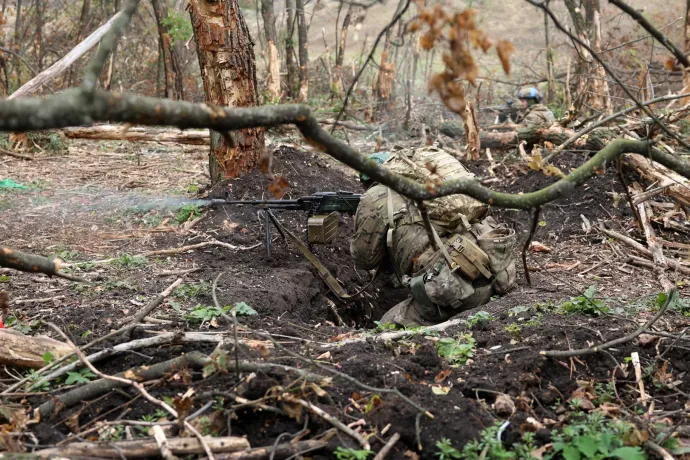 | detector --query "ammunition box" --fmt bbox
[308,212,339,244]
